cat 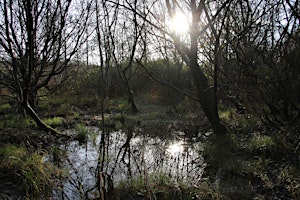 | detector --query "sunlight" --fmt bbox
[170,12,189,35]
[167,141,184,156]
